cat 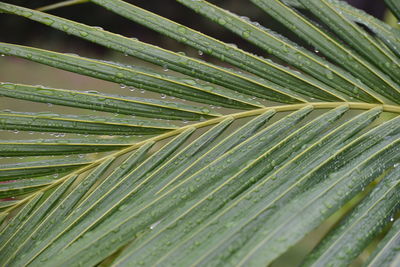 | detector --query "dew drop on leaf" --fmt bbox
[79,31,88,37]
